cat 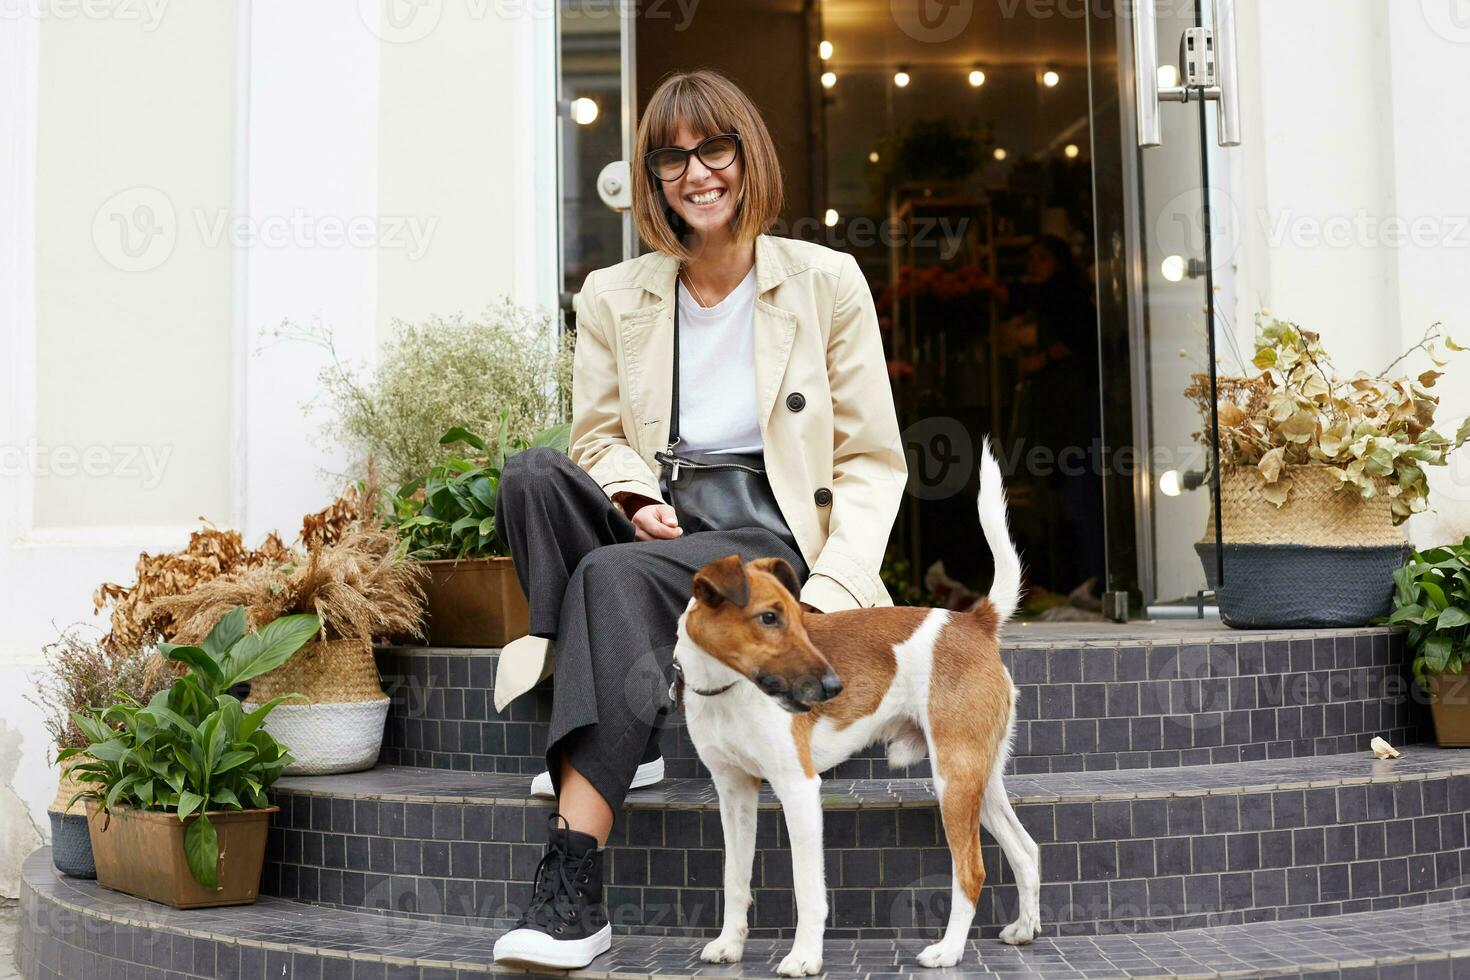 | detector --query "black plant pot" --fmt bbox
[49,810,97,879]
[1197,541,1411,629]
